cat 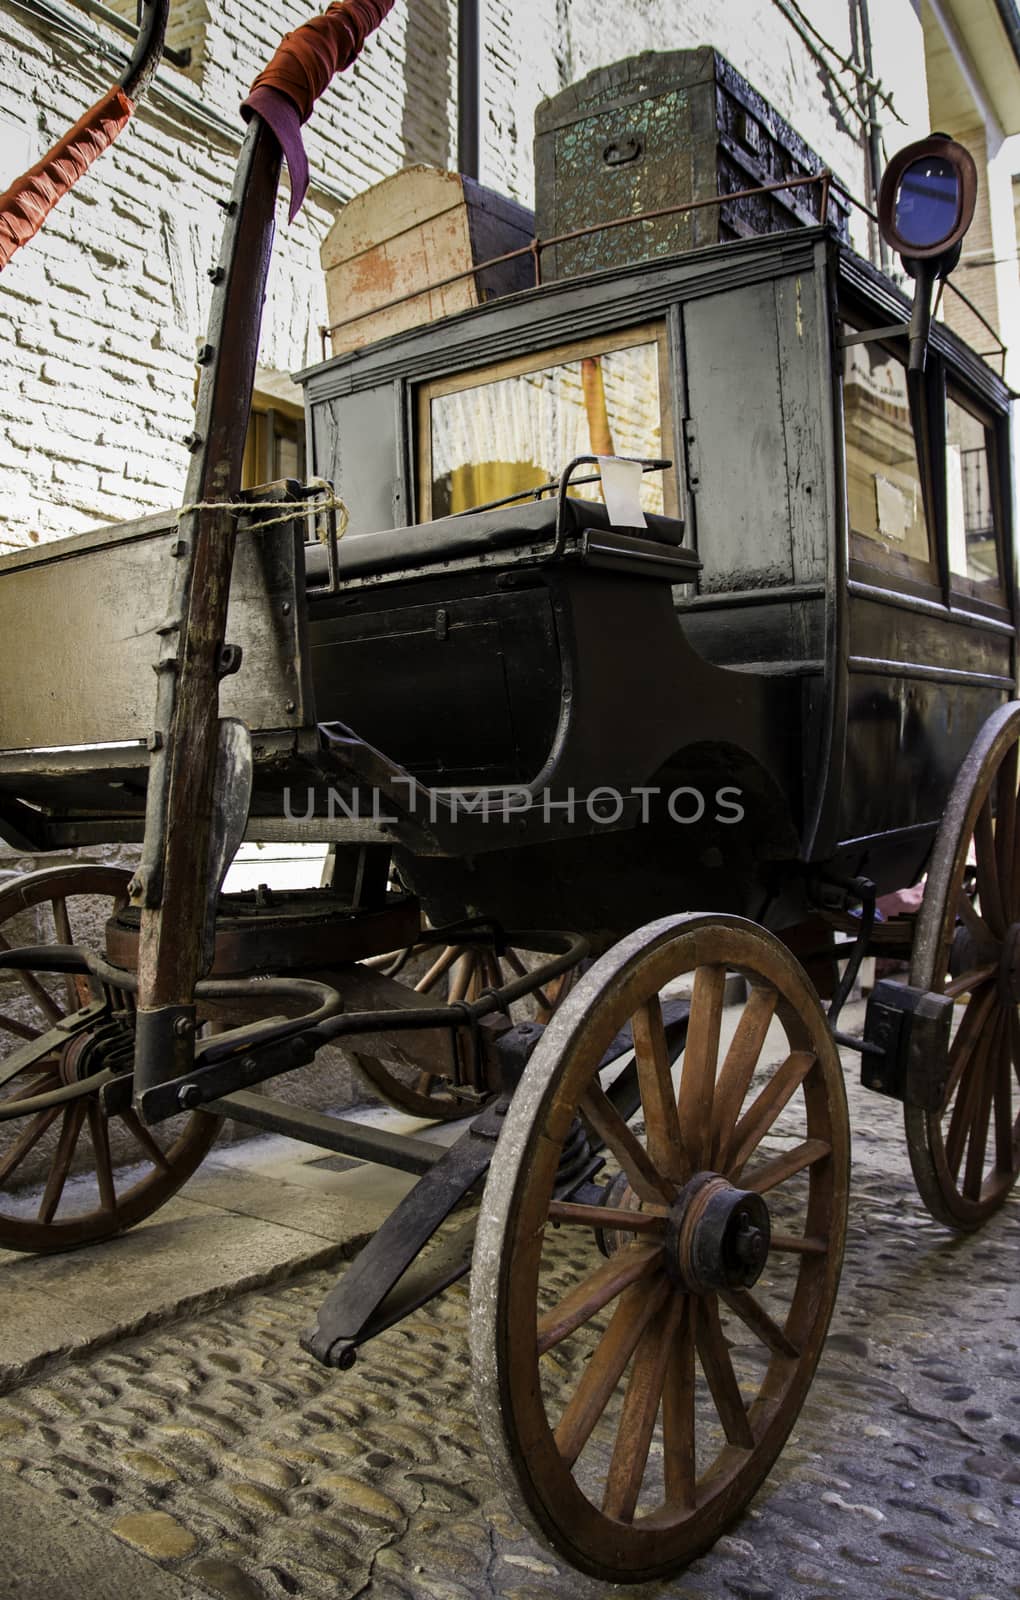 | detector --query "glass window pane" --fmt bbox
[427,341,664,519]
[947,395,999,588]
[842,335,930,569]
